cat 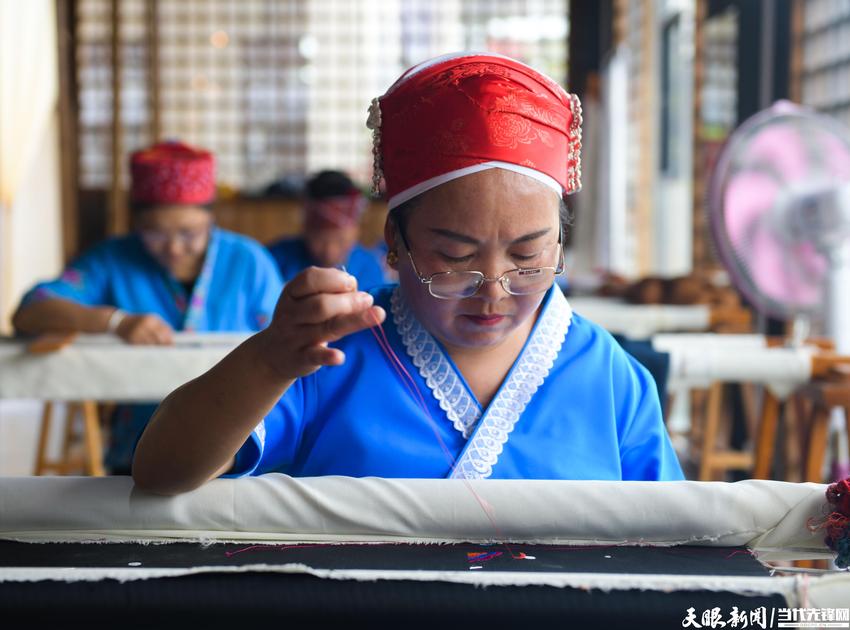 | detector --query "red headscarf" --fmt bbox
[368,52,582,209]
[304,190,367,230]
[130,141,216,206]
